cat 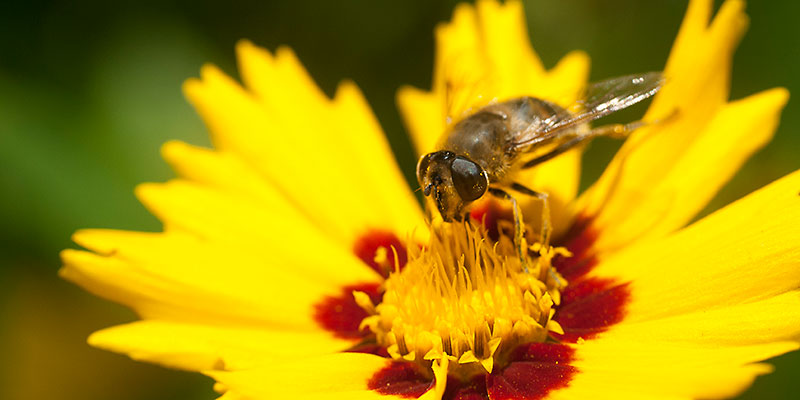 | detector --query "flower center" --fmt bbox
[356,221,568,379]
